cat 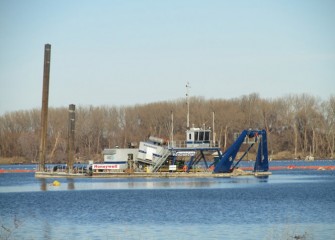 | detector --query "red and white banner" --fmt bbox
[92,164,120,170]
